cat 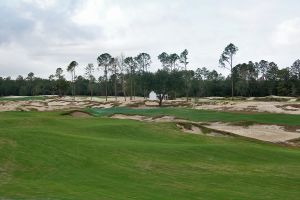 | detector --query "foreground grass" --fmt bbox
[0,111,300,200]
[88,107,300,126]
